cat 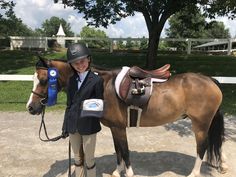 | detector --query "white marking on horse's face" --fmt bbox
[26,72,40,108]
